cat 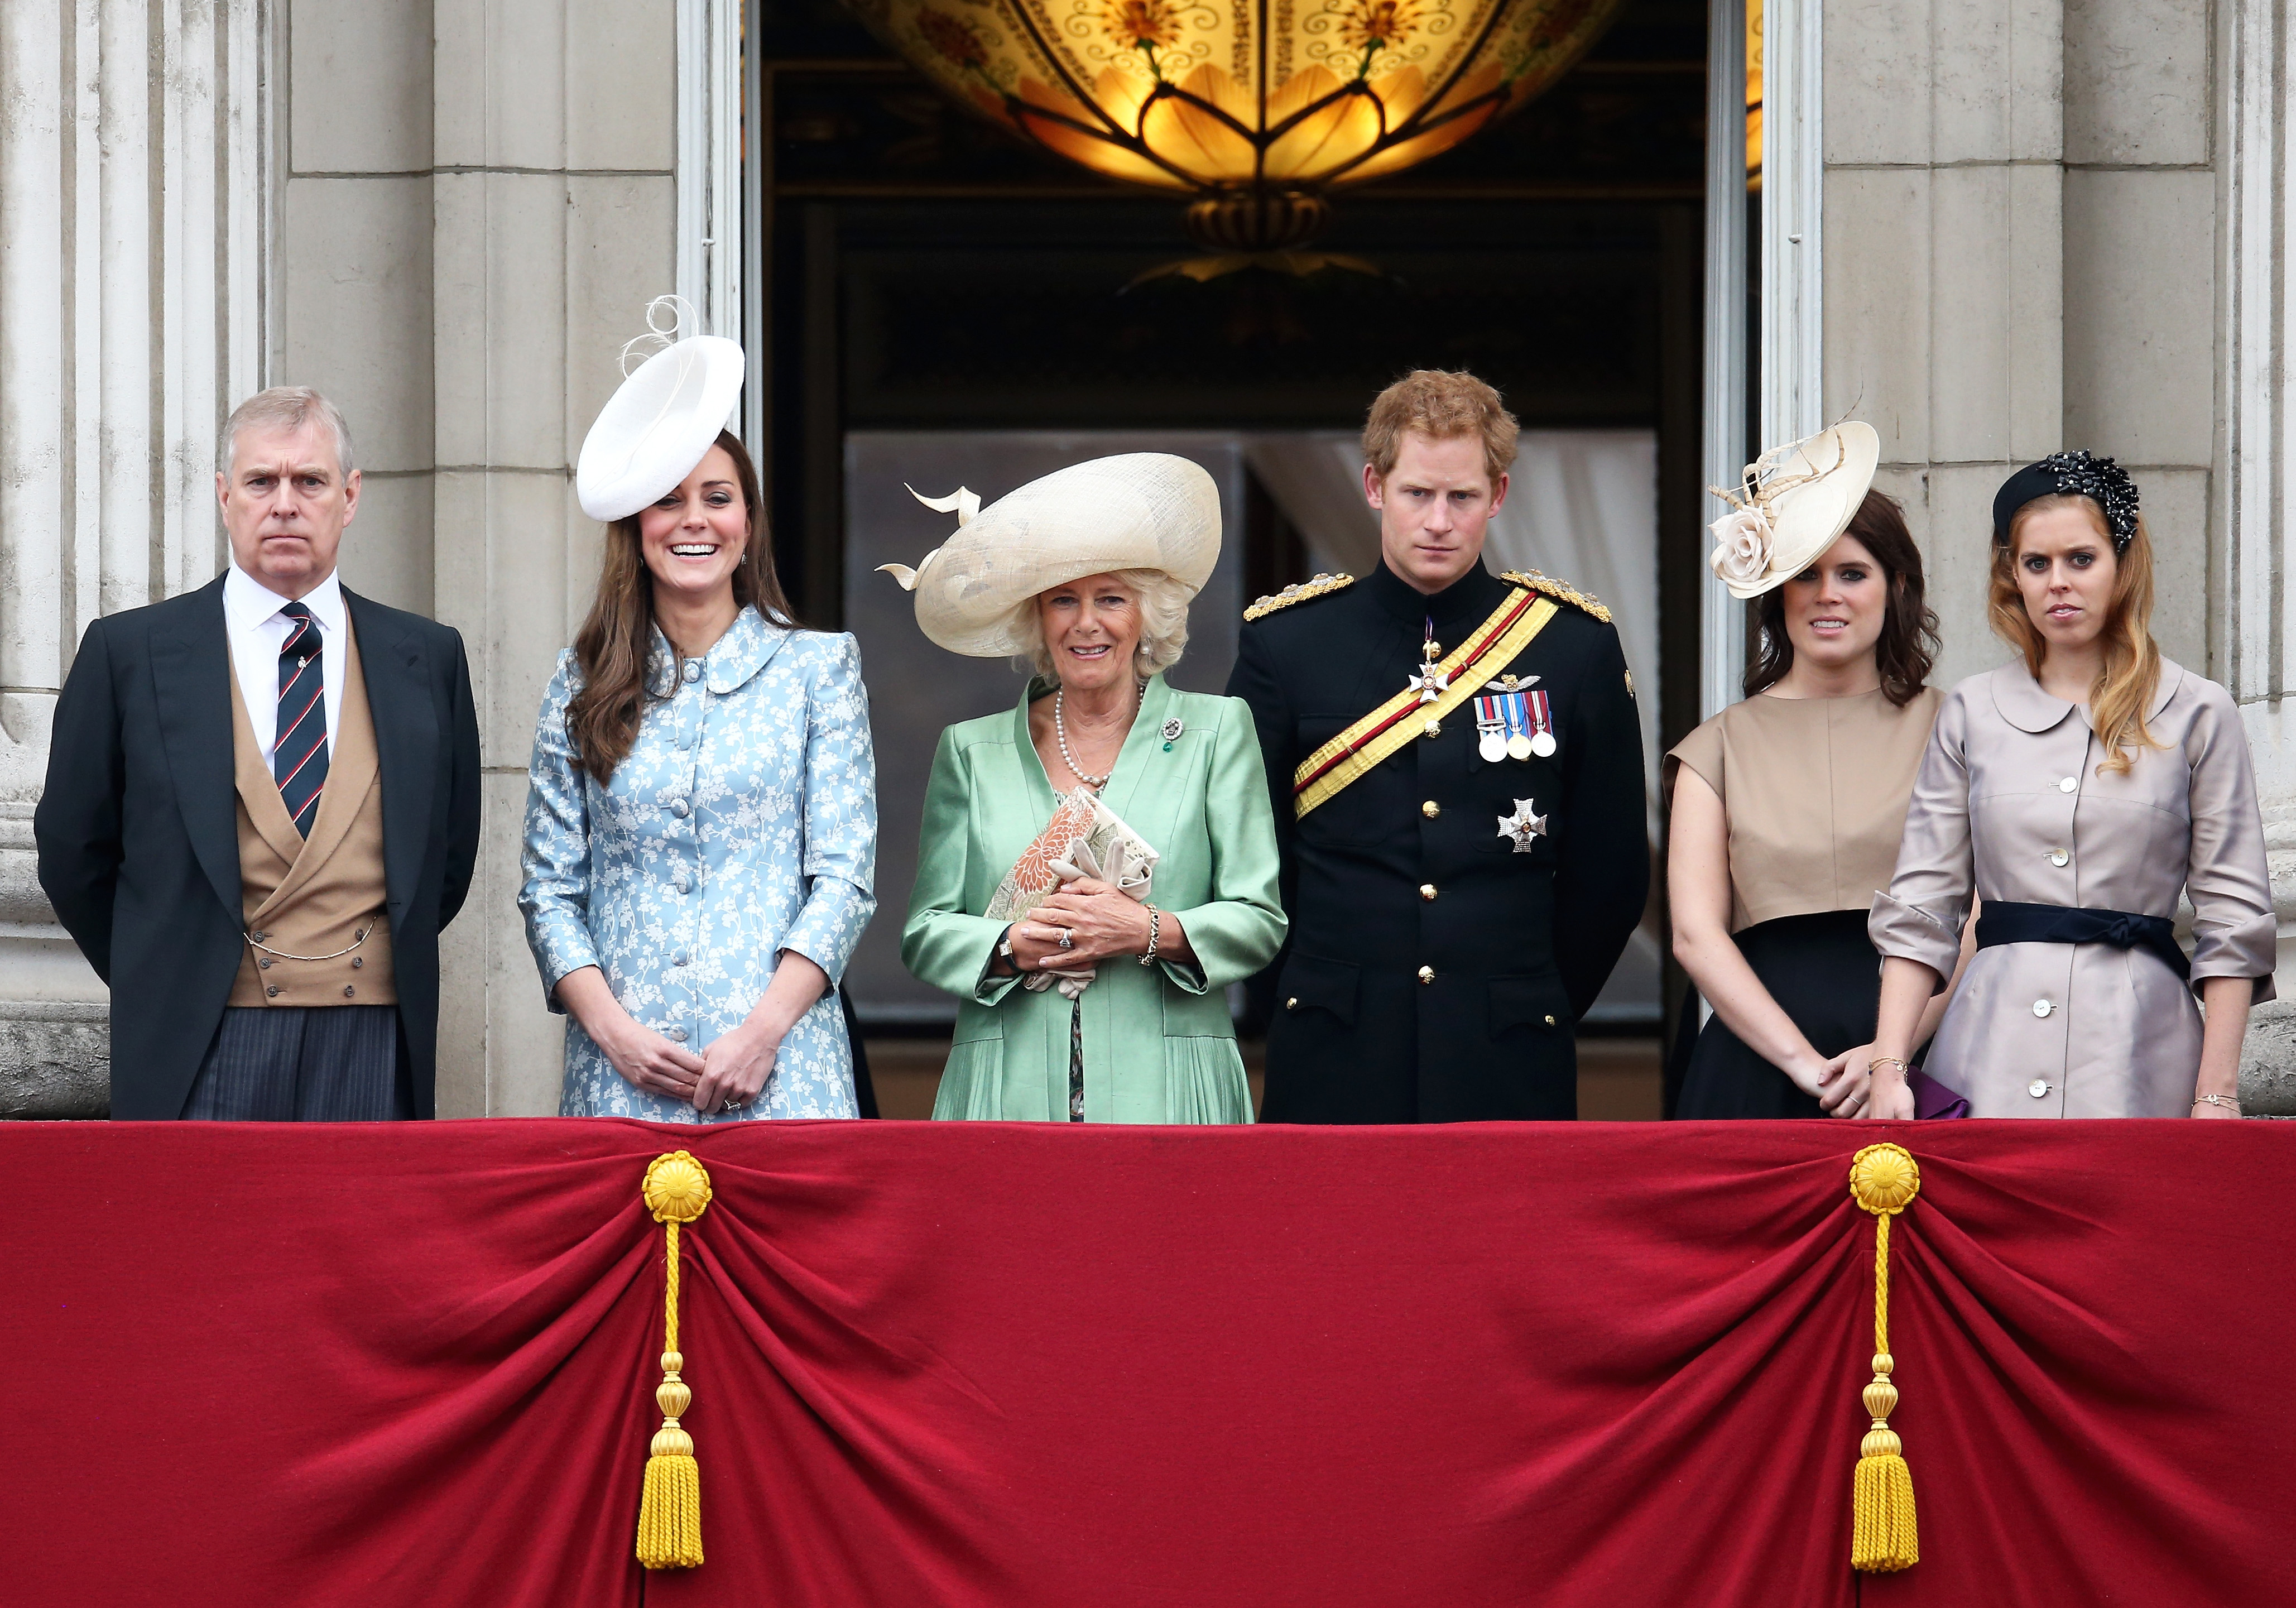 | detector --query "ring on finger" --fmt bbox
[1056,926,1074,951]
